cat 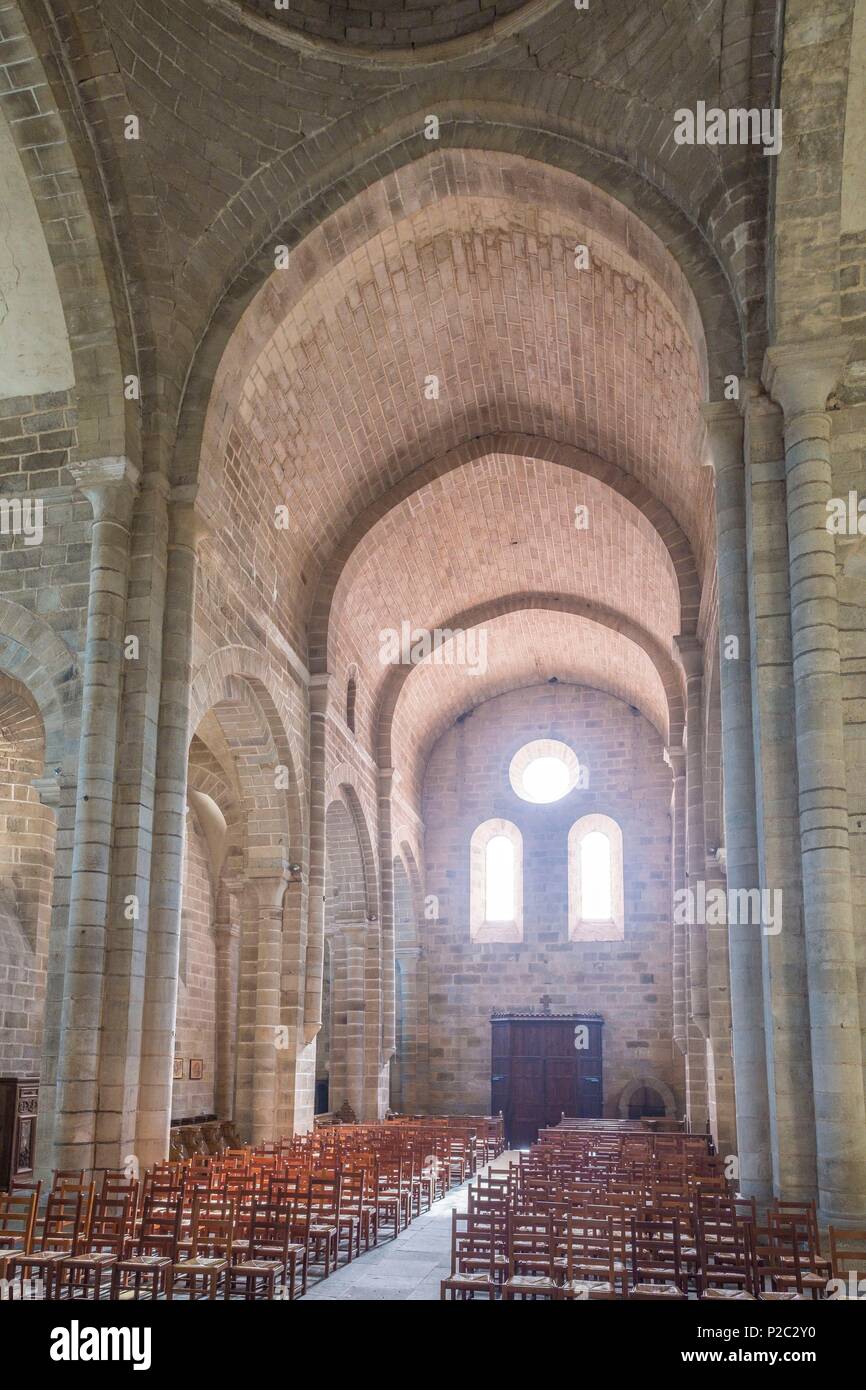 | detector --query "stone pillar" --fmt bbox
[96,473,170,1171]
[395,944,423,1112]
[763,339,866,1221]
[674,637,709,1035]
[702,400,772,1198]
[135,490,207,1168]
[377,768,396,1063]
[53,457,139,1170]
[668,748,688,1060]
[340,924,367,1120]
[32,774,77,1176]
[704,849,736,1160]
[743,386,815,1202]
[214,886,240,1122]
[249,869,290,1143]
[303,675,330,1043]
